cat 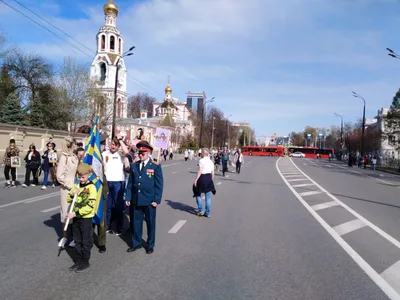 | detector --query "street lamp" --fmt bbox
[352,91,366,156]
[334,112,344,149]
[111,45,135,138]
[211,116,216,149]
[199,97,215,148]
[226,114,232,148]
[387,48,400,59]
